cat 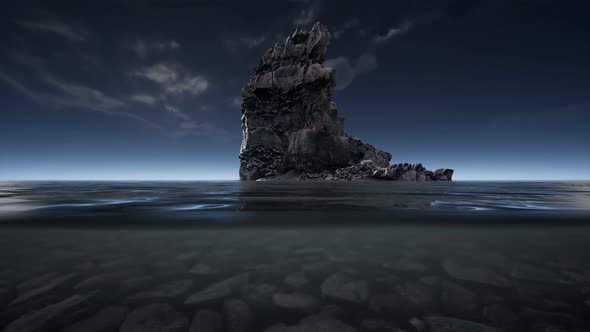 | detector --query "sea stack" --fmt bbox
[239,22,453,181]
